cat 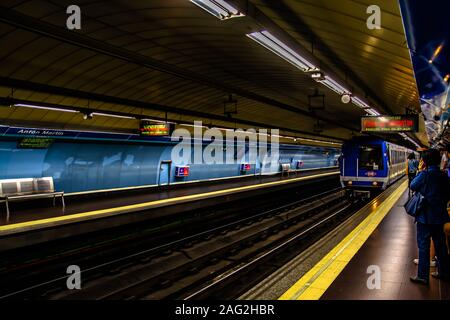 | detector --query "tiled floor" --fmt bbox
[322,191,450,300]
